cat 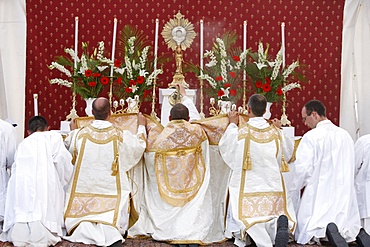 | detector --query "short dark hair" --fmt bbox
[28,116,48,133]
[247,94,267,117]
[92,98,111,120]
[170,103,189,120]
[304,100,326,117]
